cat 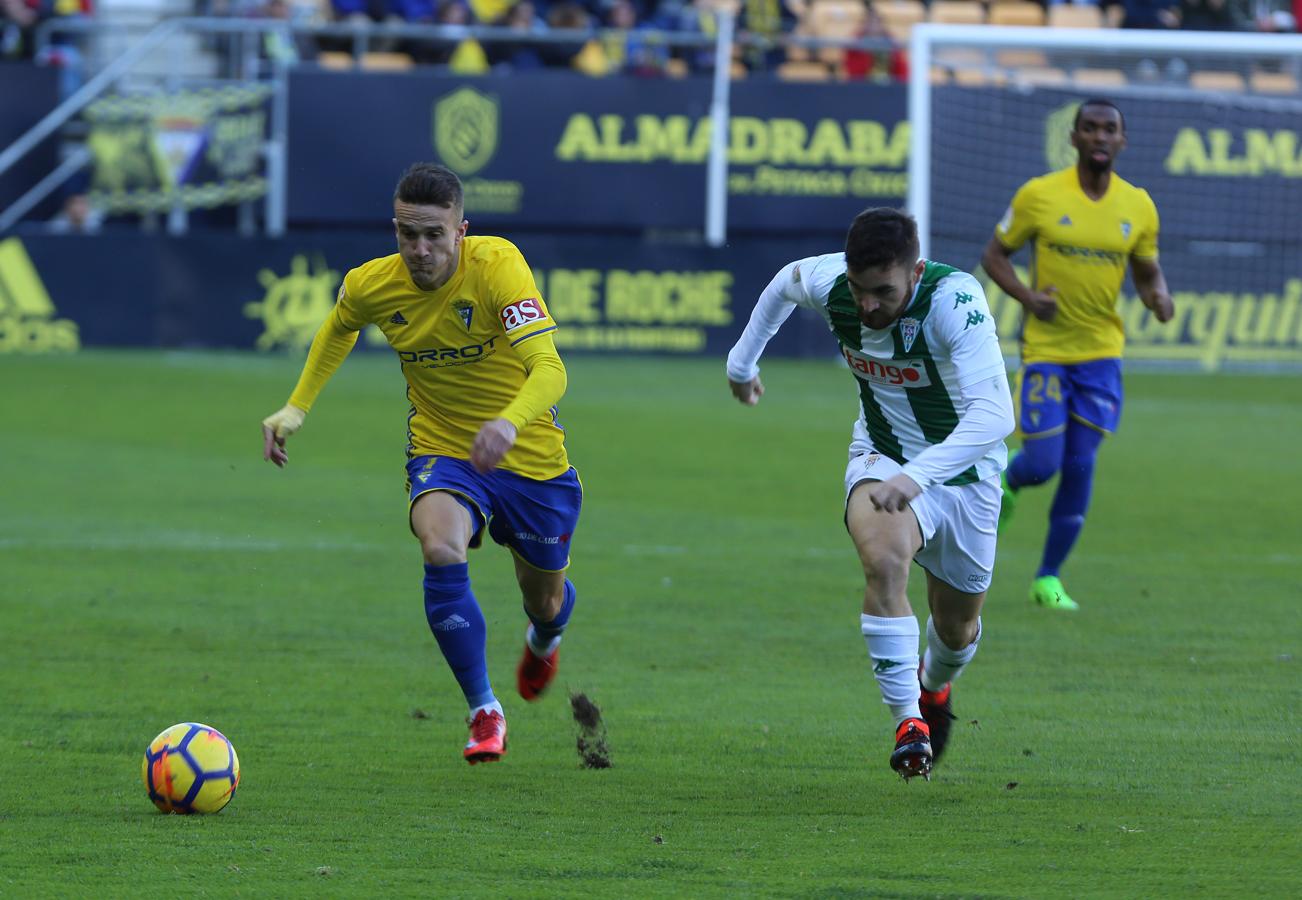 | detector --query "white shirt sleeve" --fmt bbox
[726,259,810,383]
[899,273,1014,489]
[901,371,1015,490]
